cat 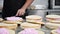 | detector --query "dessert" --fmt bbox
[8,29,15,34]
[45,23,60,29]
[0,18,3,22]
[51,27,60,34]
[46,15,60,23]
[0,23,17,30]
[26,15,44,24]
[0,28,9,34]
[3,17,23,24]
[0,28,15,34]
[18,28,44,34]
[20,22,41,29]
